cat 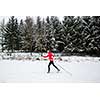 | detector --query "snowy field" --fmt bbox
[0,53,100,83]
